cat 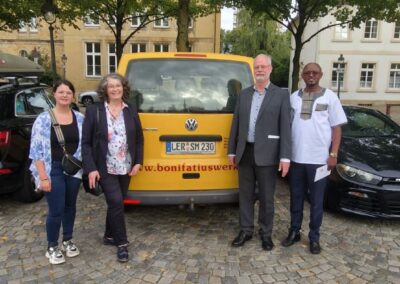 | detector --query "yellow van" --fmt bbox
[117,52,254,206]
